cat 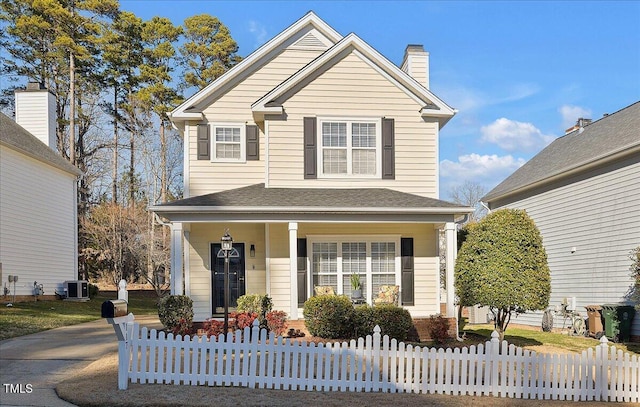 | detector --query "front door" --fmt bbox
[211,243,246,315]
